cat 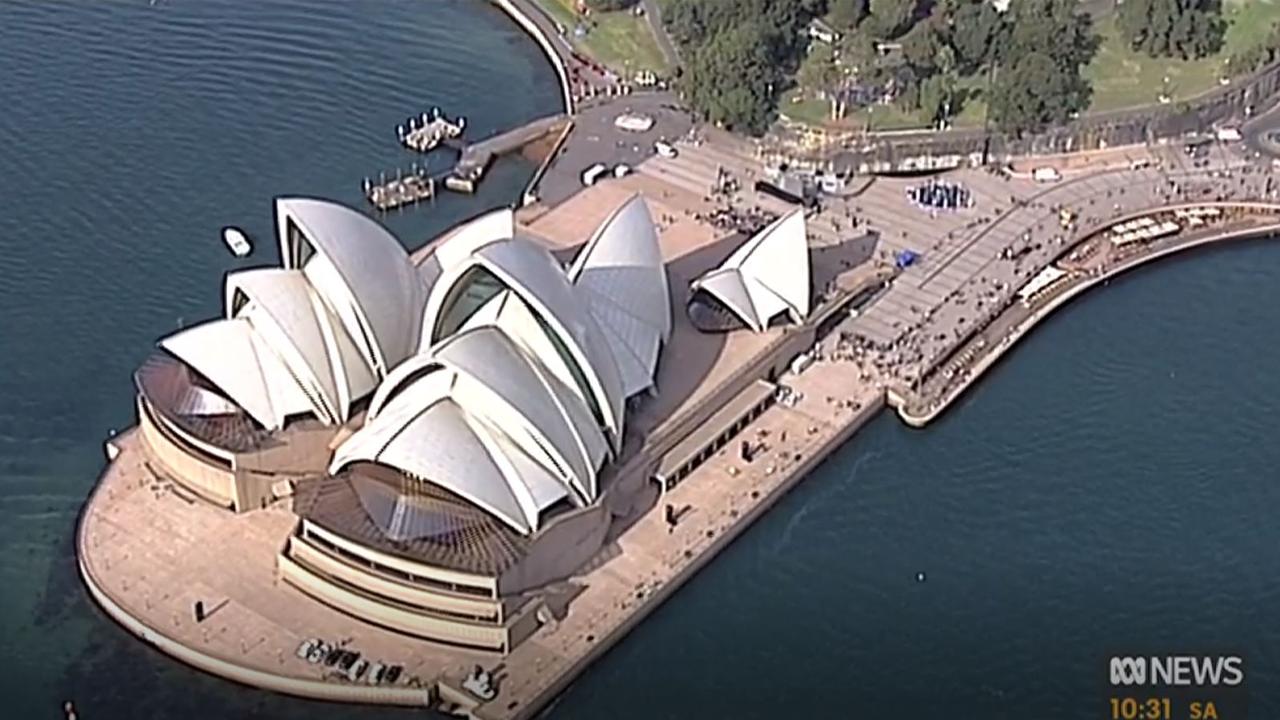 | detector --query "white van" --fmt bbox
[1216,127,1242,142]
[581,163,609,187]
[654,140,678,158]
[1032,167,1061,183]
